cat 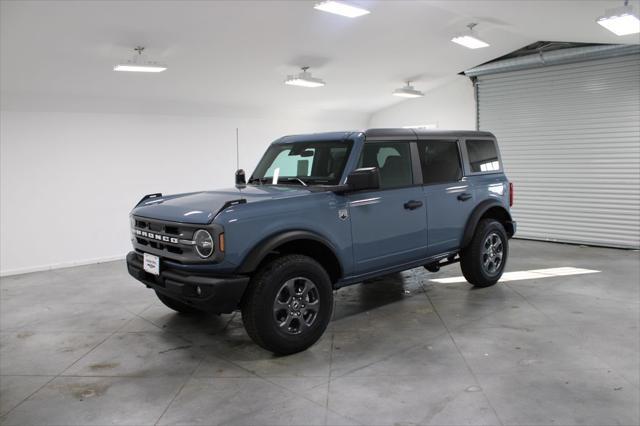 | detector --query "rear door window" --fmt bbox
[465,139,500,173]
[417,140,462,184]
